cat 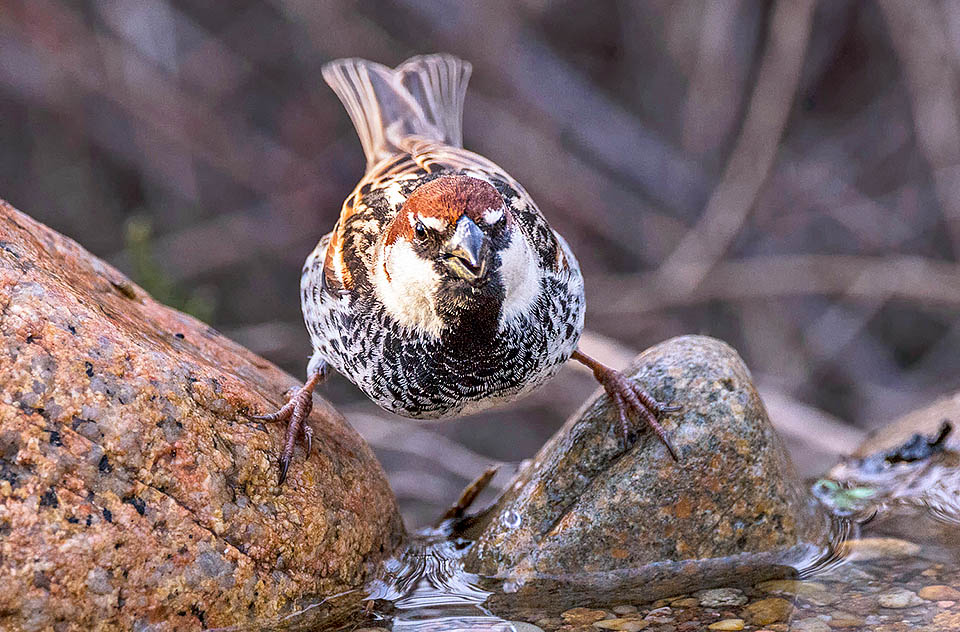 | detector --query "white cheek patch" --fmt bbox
[483,207,504,225]
[418,216,446,231]
[374,240,444,338]
[407,213,446,232]
[498,230,541,326]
